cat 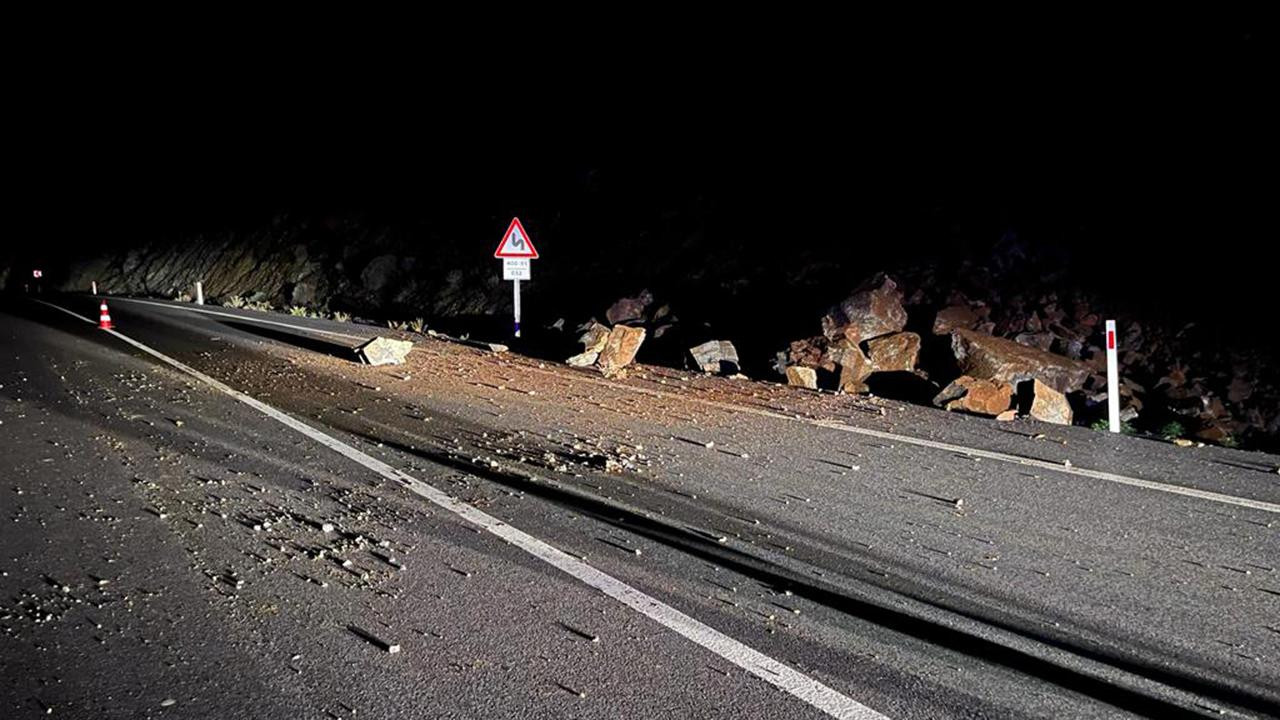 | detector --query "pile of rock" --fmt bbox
[778,273,1093,427]
[566,320,646,377]
[781,274,922,392]
[895,245,1277,445]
